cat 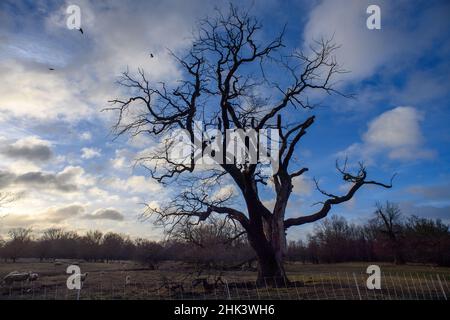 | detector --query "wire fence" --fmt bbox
[1,271,449,300]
